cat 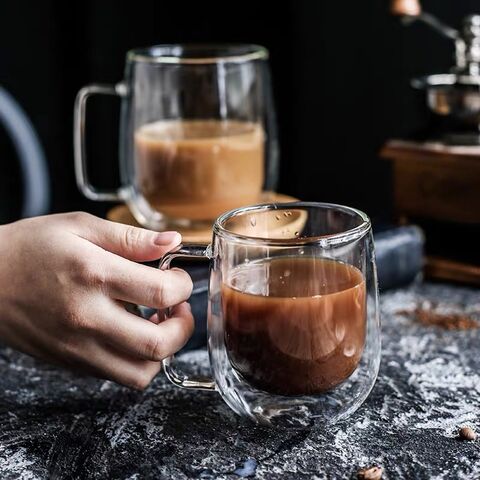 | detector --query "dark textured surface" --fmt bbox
[0,282,480,479]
